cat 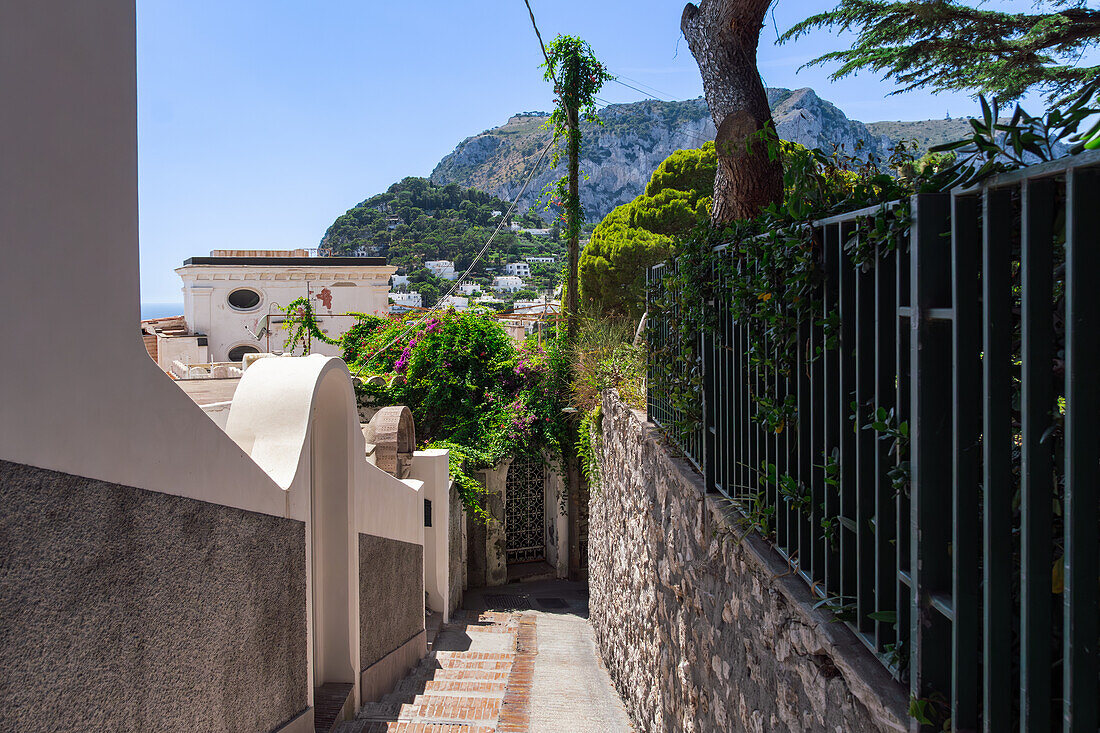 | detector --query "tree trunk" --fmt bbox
[682,0,783,224]
[566,104,580,342]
